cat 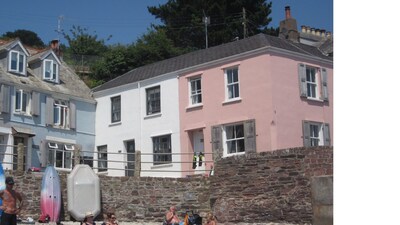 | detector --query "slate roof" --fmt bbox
[93,33,333,92]
[0,40,94,102]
